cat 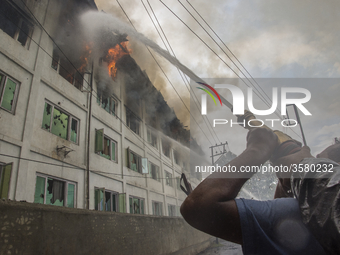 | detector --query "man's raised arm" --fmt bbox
[180,128,278,244]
